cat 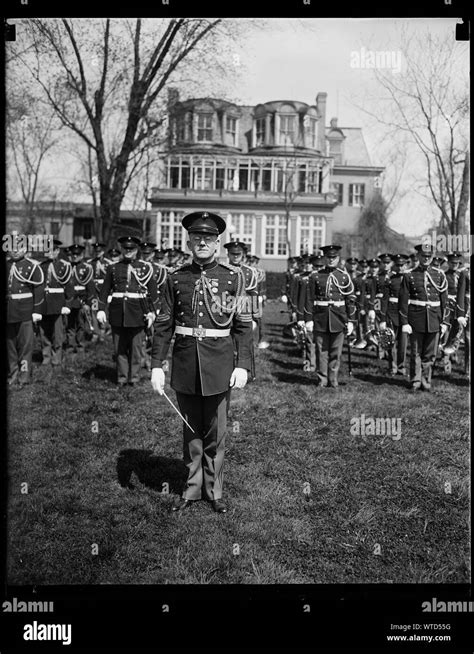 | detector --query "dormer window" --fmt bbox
[308,117,317,148]
[197,113,213,141]
[256,117,266,146]
[226,116,237,146]
[279,114,296,146]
